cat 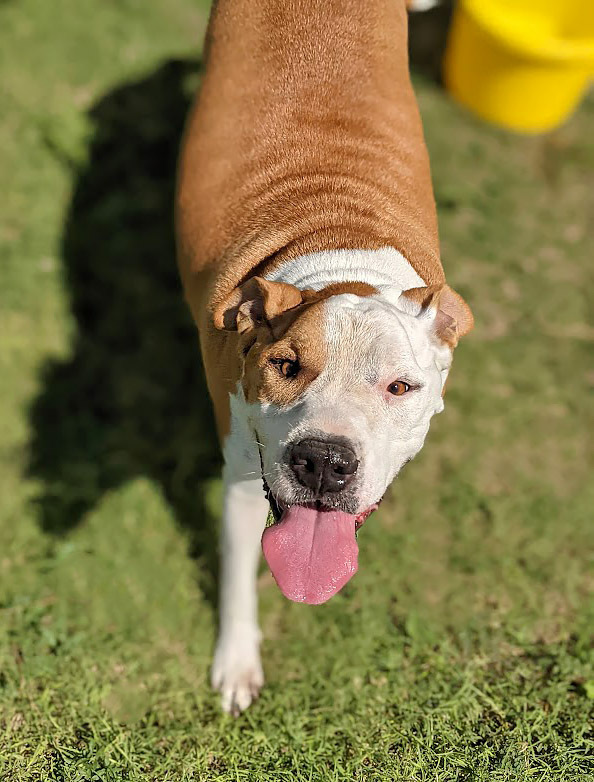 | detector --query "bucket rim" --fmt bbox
[460,0,594,63]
